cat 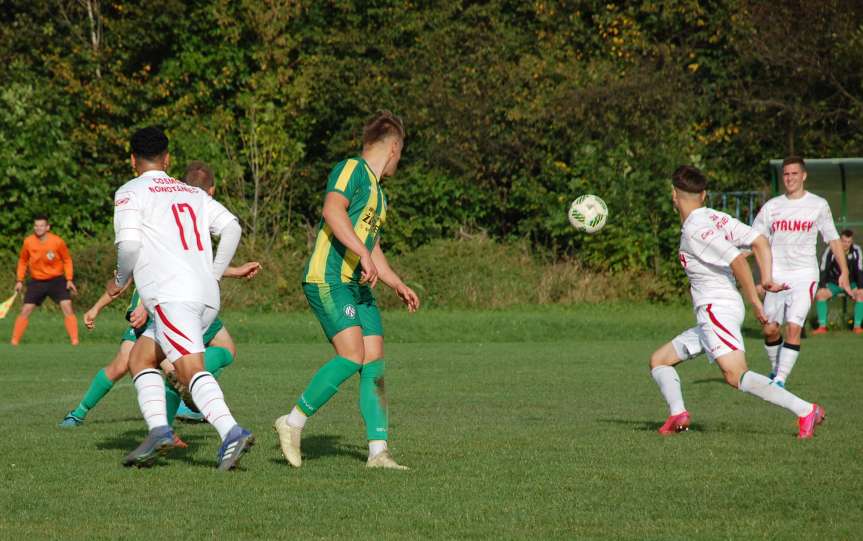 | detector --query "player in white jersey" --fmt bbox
[649,165,824,439]
[751,156,853,387]
[104,127,254,469]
